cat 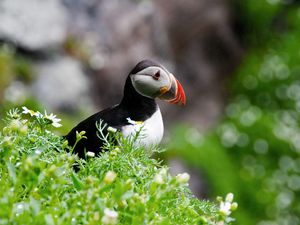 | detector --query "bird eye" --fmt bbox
[153,71,160,80]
